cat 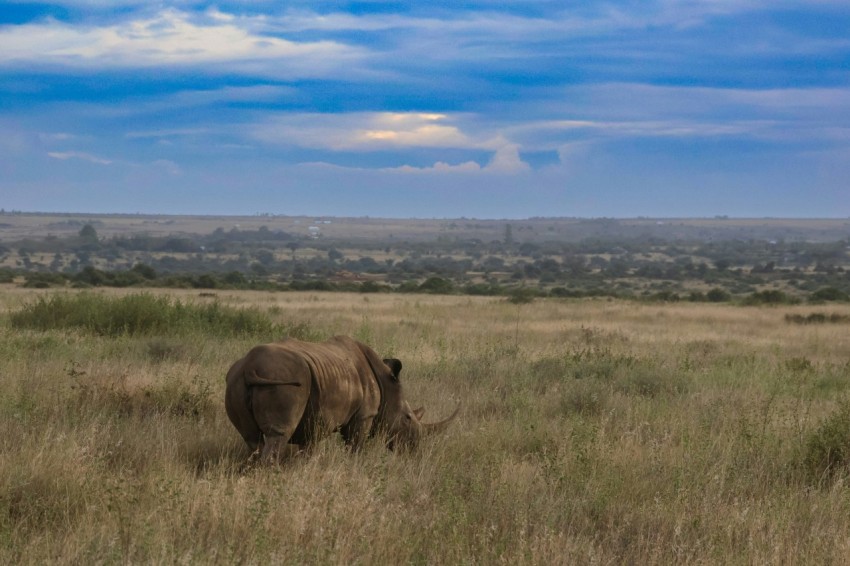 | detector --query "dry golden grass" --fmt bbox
[2,287,850,563]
